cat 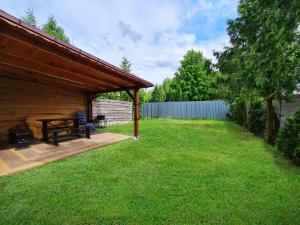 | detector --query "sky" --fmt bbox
[1,0,238,85]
